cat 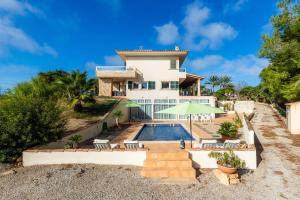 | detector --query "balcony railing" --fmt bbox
[96,66,126,71]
